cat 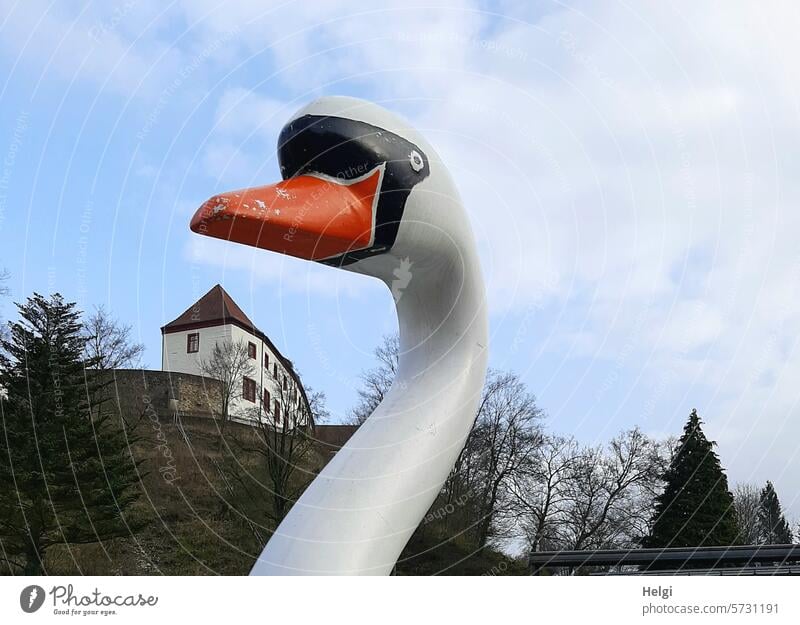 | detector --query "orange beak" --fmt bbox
[190,166,383,261]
